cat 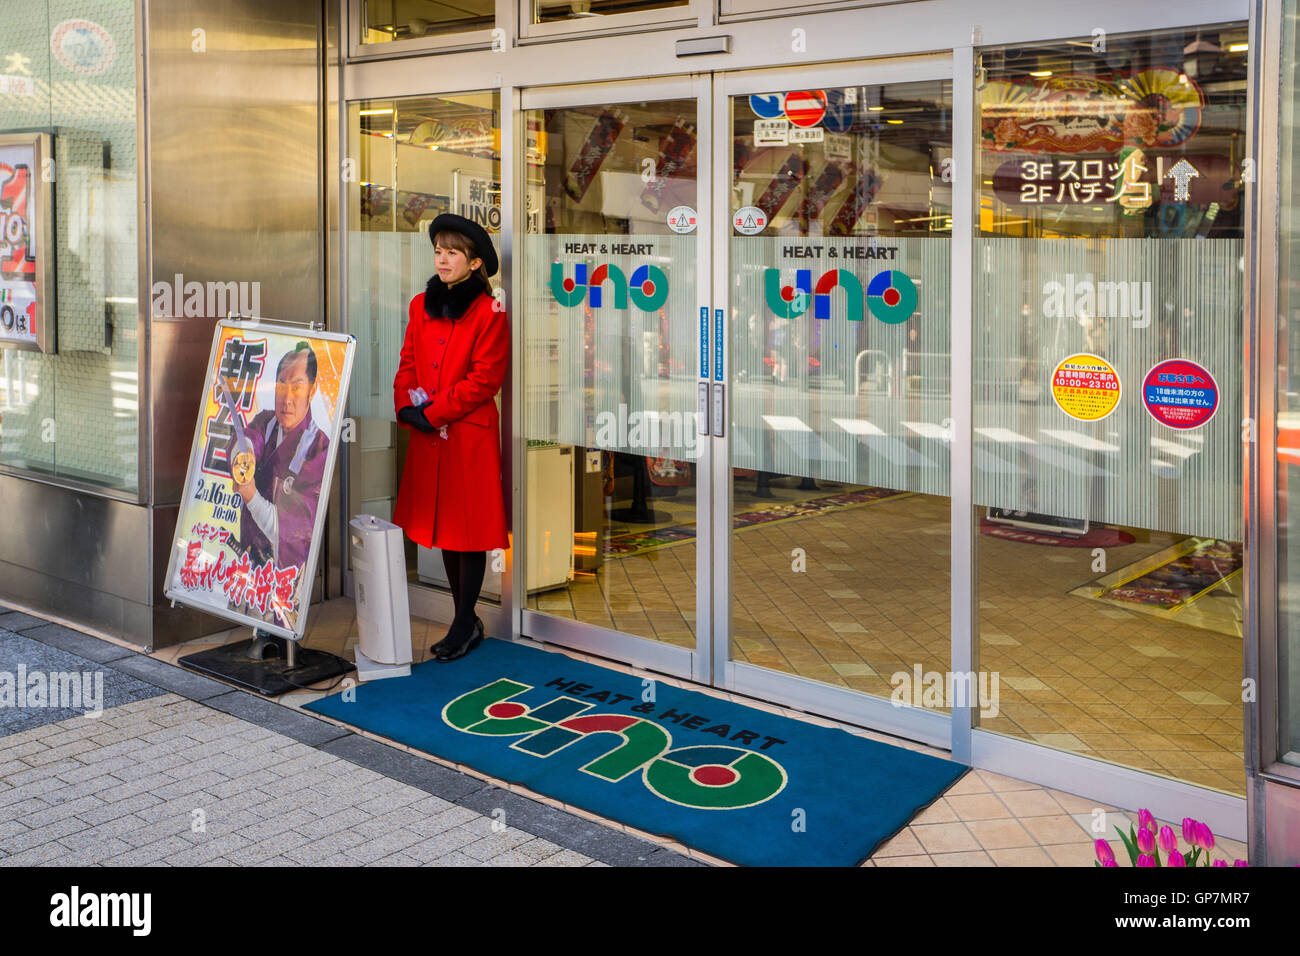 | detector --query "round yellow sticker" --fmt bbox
[1051,353,1122,422]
